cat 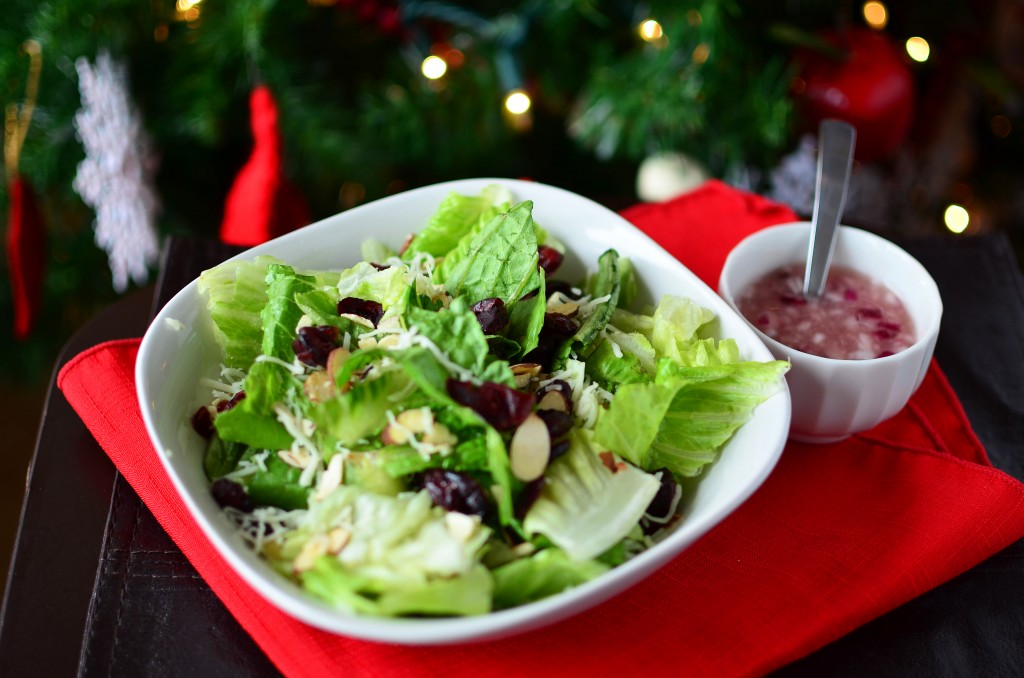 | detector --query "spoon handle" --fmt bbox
[803,119,856,299]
